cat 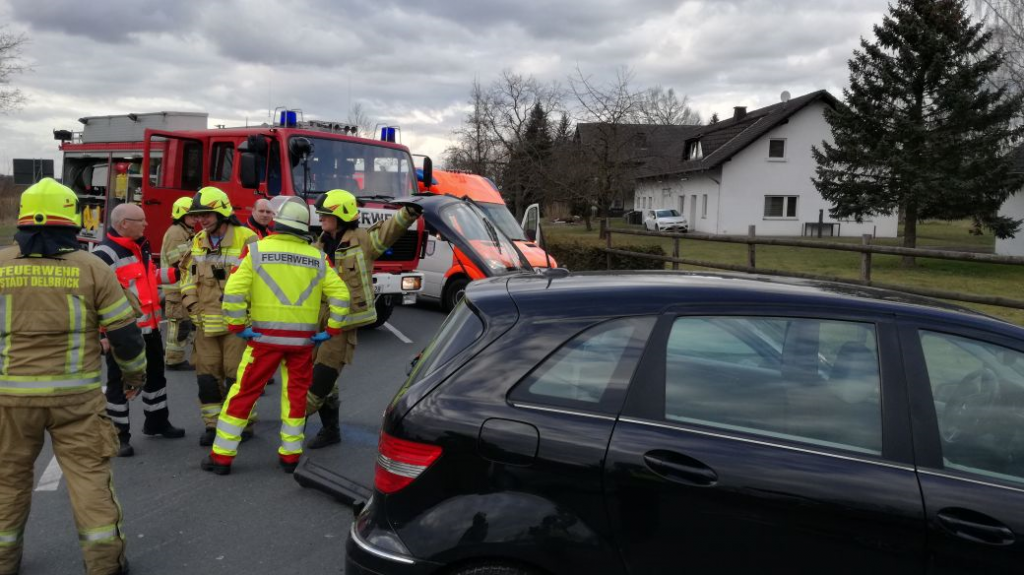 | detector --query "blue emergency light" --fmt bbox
[279,110,298,127]
[380,127,397,143]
